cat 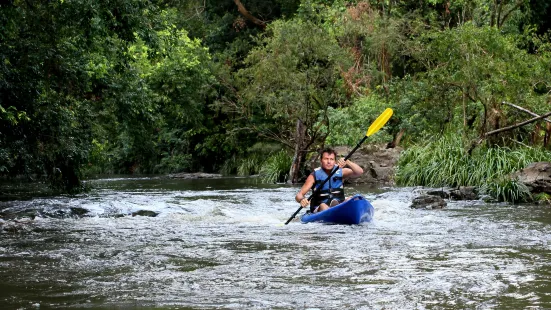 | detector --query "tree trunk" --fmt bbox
[394,128,405,146]
[544,122,551,148]
[288,119,306,184]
